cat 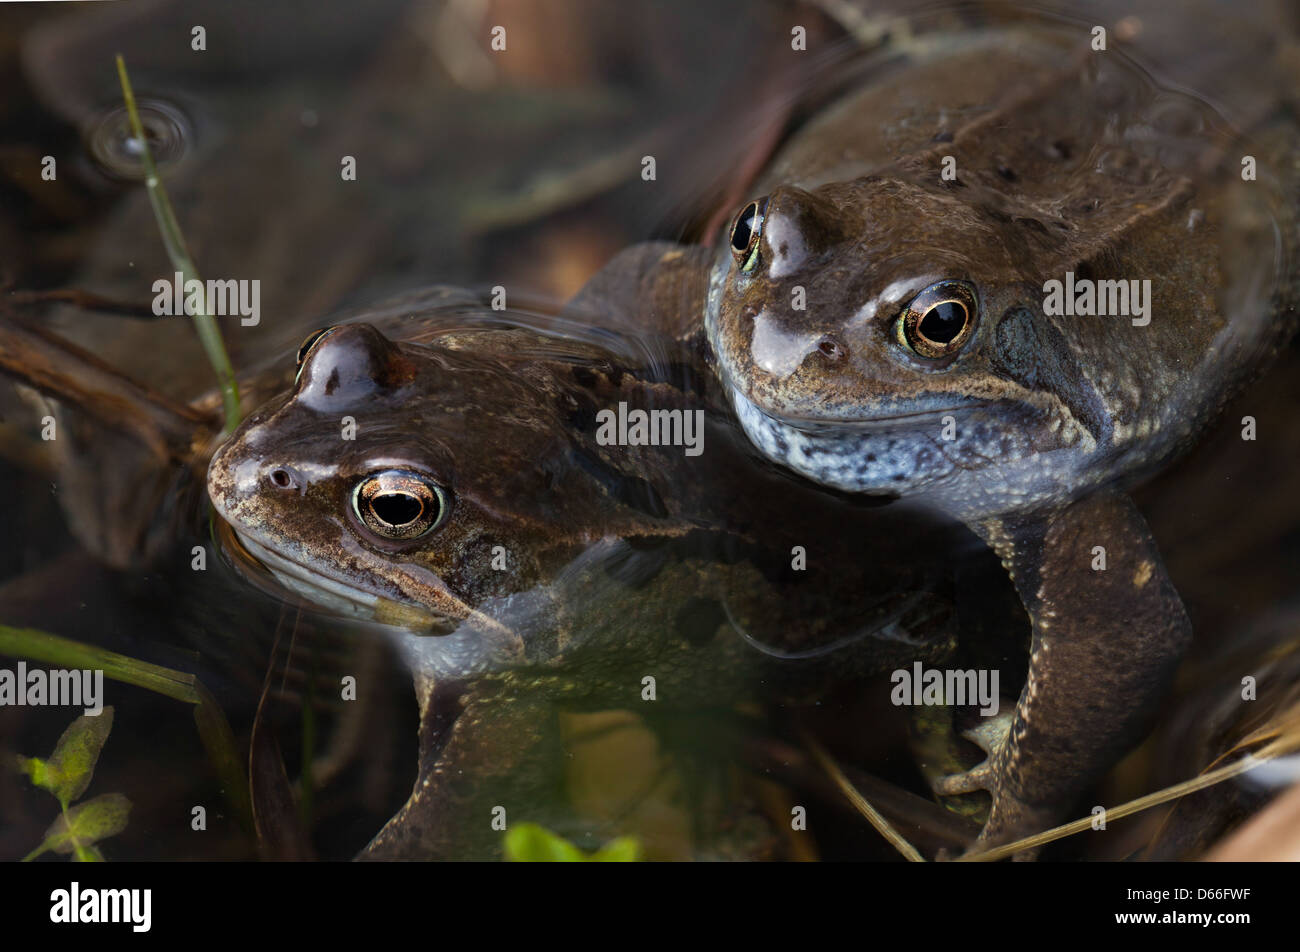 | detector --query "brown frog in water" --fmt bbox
[206,288,968,859]
[570,19,1300,850]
